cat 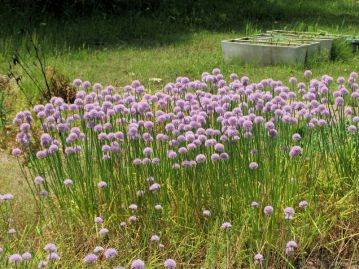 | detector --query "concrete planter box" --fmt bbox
[221,38,319,66]
[266,30,349,53]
